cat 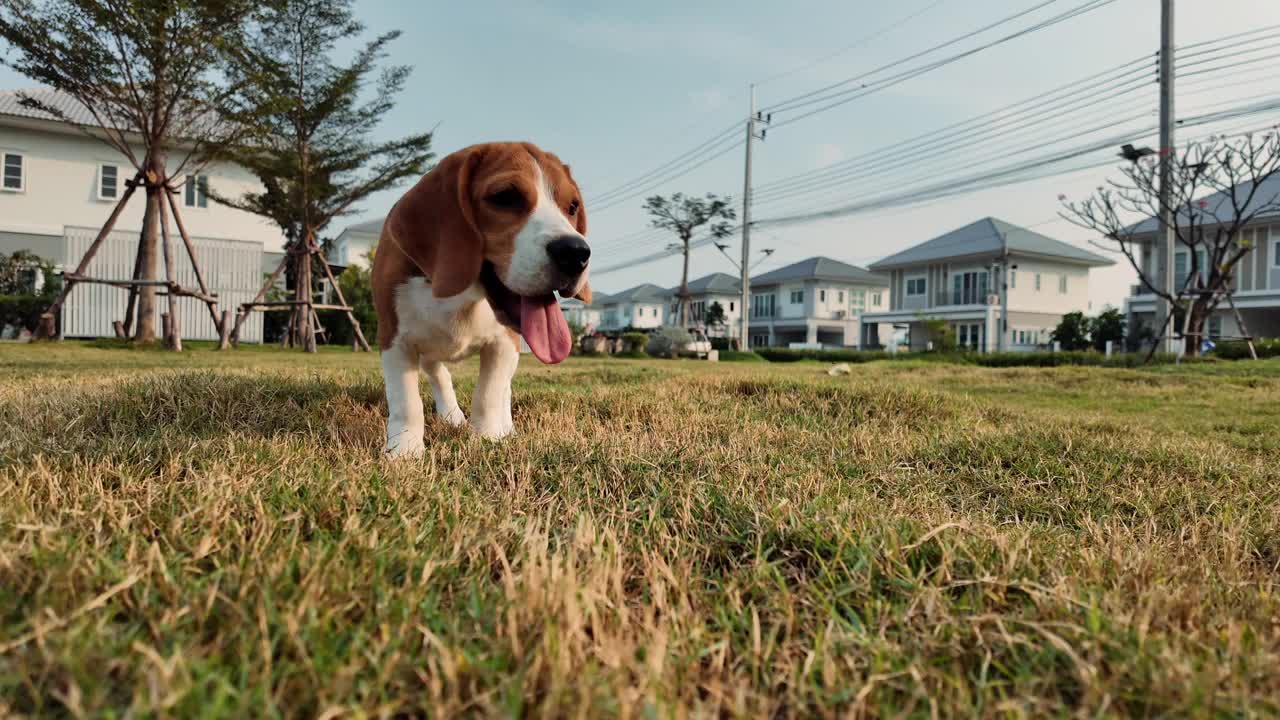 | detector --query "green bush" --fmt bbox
[717,350,765,362]
[754,347,891,363]
[0,294,50,333]
[972,351,1185,367]
[710,336,733,351]
[646,326,693,358]
[621,332,649,353]
[1213,338,1280,359]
